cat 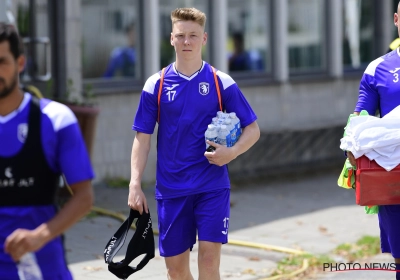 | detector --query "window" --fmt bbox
[81,0,141,80]
[17,0,50,81]
[159,0,209,68]
[343,0,374,70]
[288,0,326,73]
[227,0,271,74]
